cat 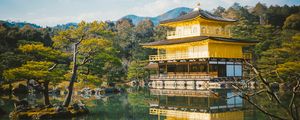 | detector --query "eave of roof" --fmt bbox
[141,36,258,46]
[160,10,237,24]
[144,63,158,69]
